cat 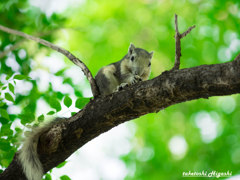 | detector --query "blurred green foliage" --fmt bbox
[0,0,240,179]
